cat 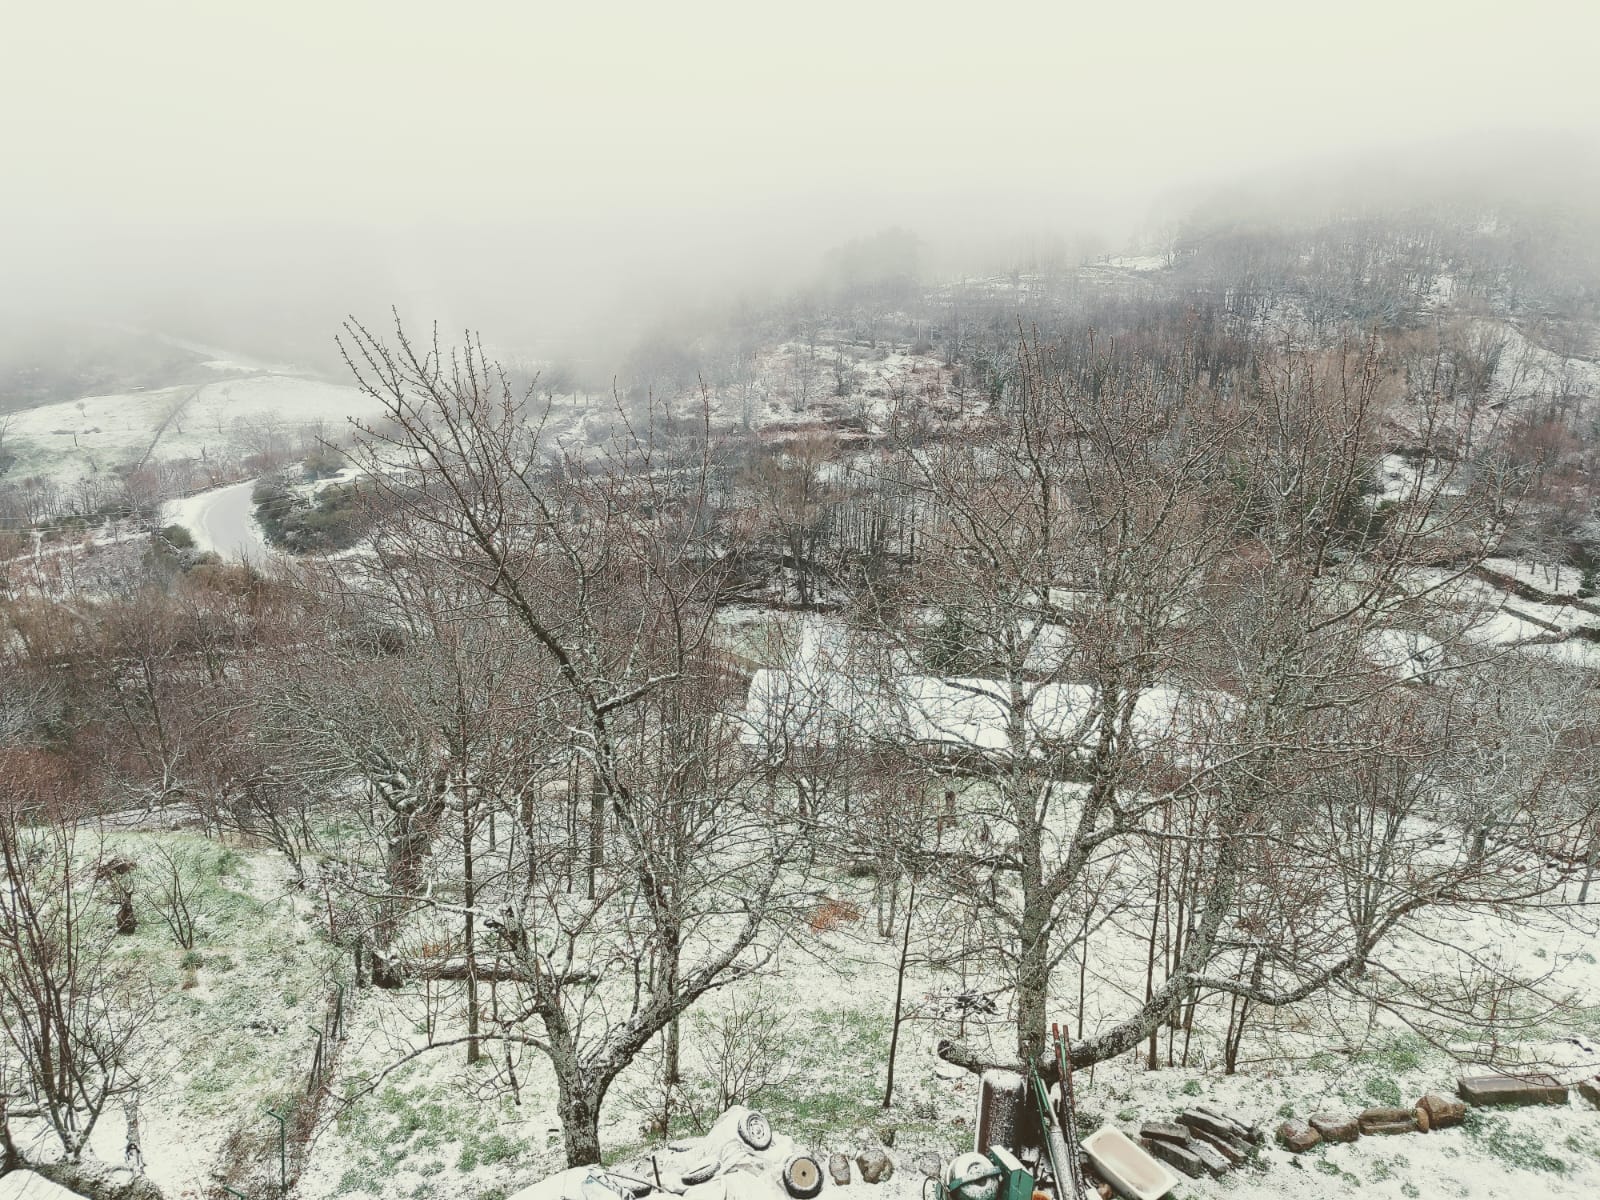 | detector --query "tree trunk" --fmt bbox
[30,1157,166,1200]
[665,1016,681,1086]
[1015,898,1050,1062]
[883,874,917,1108]
[588,775,605,901]
[557,1083,603,1167]
[464,796,481,1065]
